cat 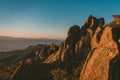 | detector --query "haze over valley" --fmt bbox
[0,36,62,51]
